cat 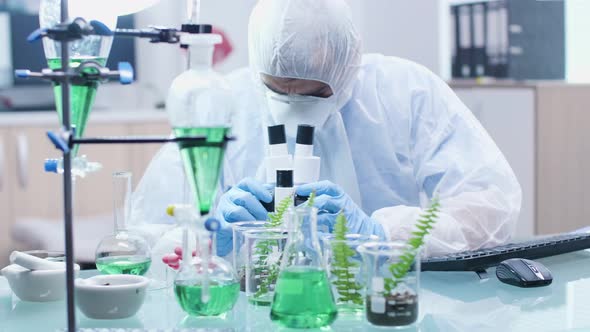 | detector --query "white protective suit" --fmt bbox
[131,0,521,258]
